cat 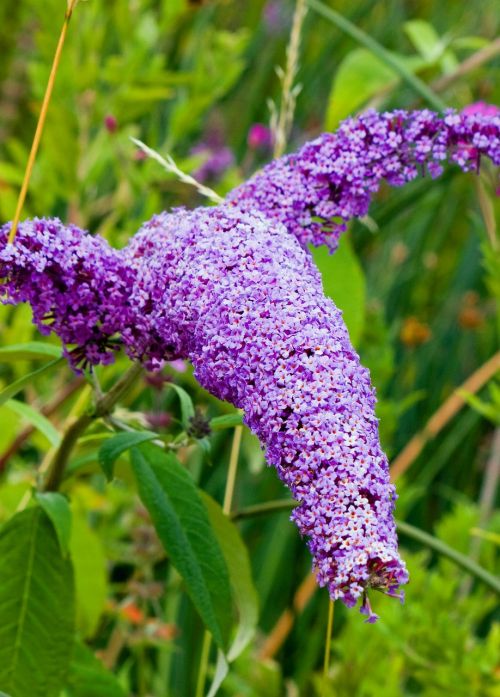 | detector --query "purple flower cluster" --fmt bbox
[0,218,134,368]
[229,109,500,251]
[124,207,408,617]
[2,109,499,619]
